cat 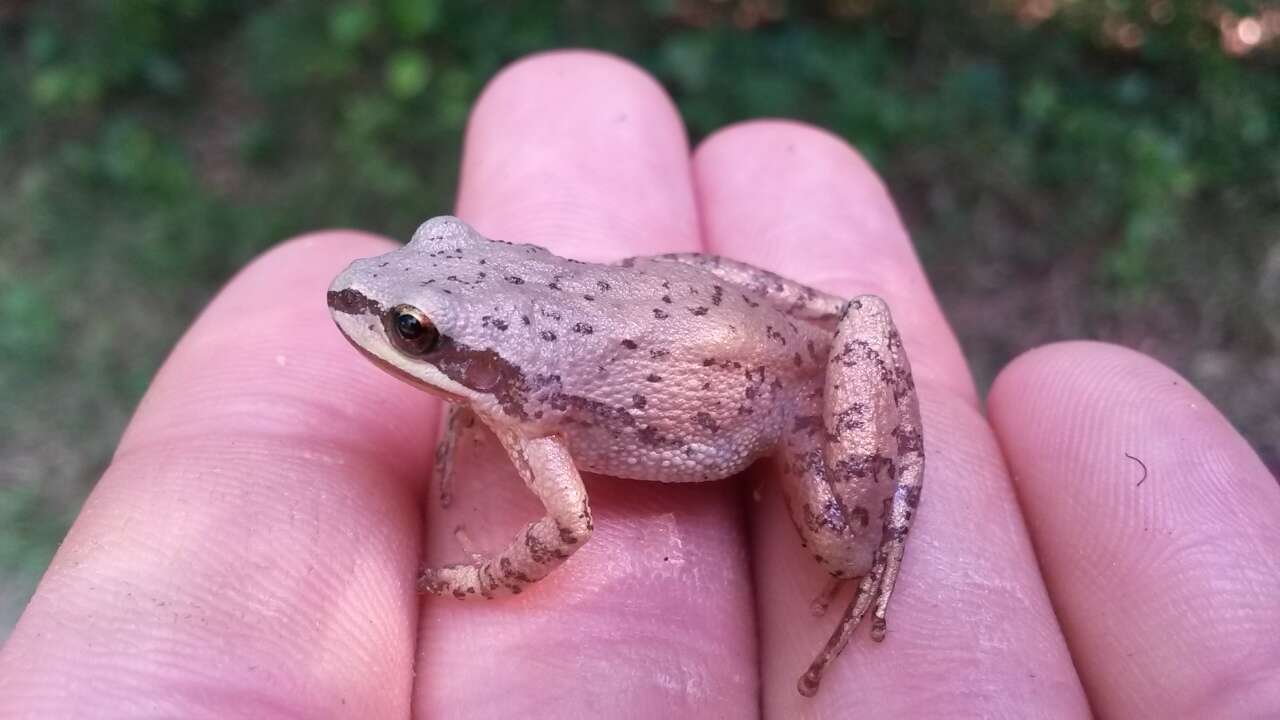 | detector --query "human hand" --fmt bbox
[2,51,1277,718]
